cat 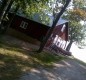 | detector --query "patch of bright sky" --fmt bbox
[70,43,86,63]
[80,21,85,25]
[67,0,74,10]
